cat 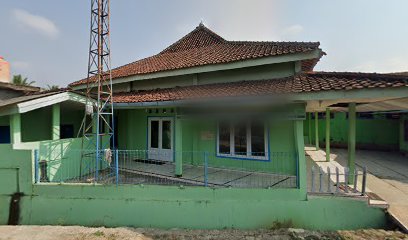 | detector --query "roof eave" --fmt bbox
[71,49,322,90]
[0,92,93,117]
